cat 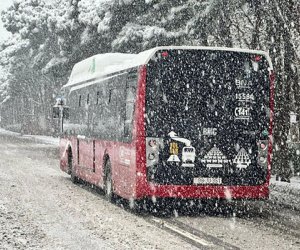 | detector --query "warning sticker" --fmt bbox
[201,146,229,168]
[167,131,194,164]
[167,142,180,162]
[182,146,196,167]
[167,154,180,162]
[233,148,251,168]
